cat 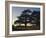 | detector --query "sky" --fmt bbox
[12,7,40,24]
